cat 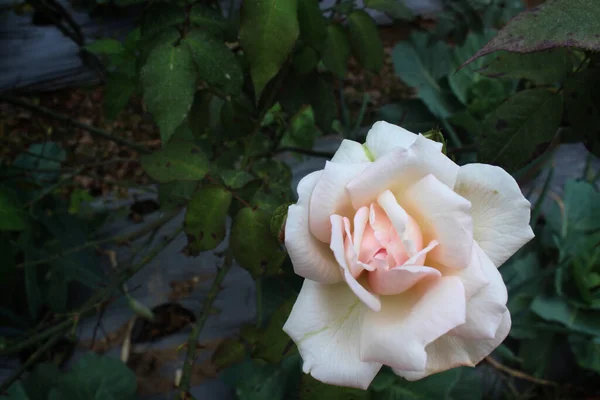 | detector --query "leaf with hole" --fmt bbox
[184,185,232,253]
